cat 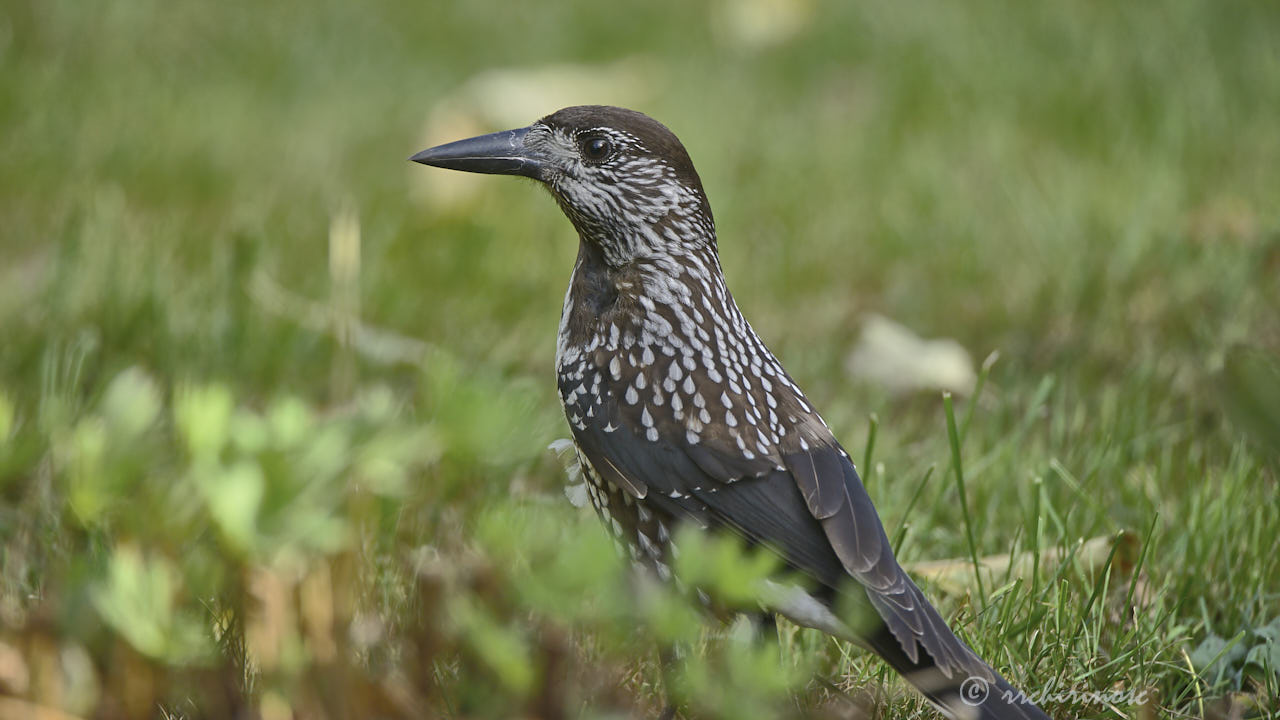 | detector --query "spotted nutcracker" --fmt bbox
[411,106,1048,720]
